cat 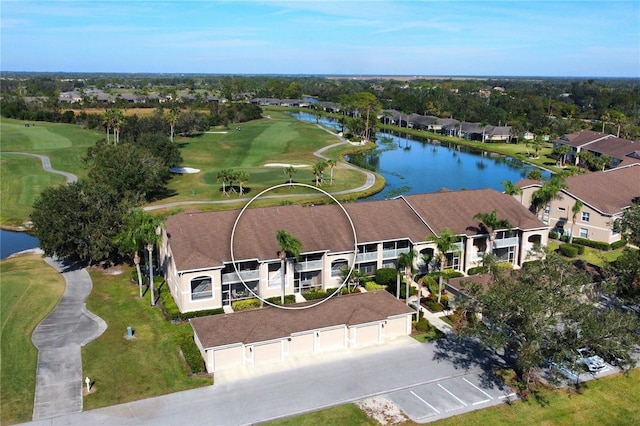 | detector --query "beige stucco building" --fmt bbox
[158,188,548,314]
[516,164,639,244]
